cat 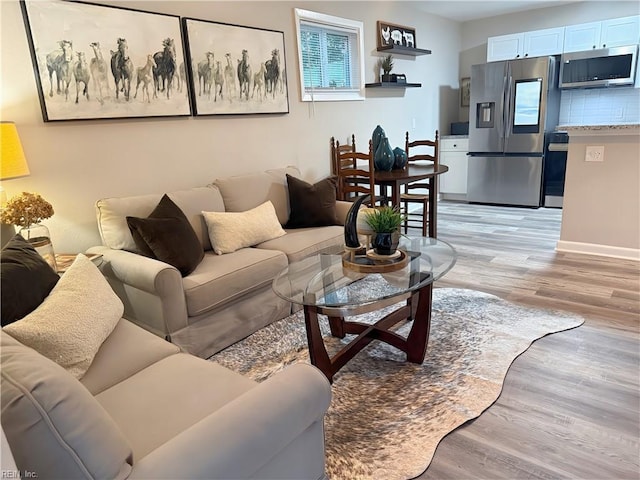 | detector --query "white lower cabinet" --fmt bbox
[439,138,469,200]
